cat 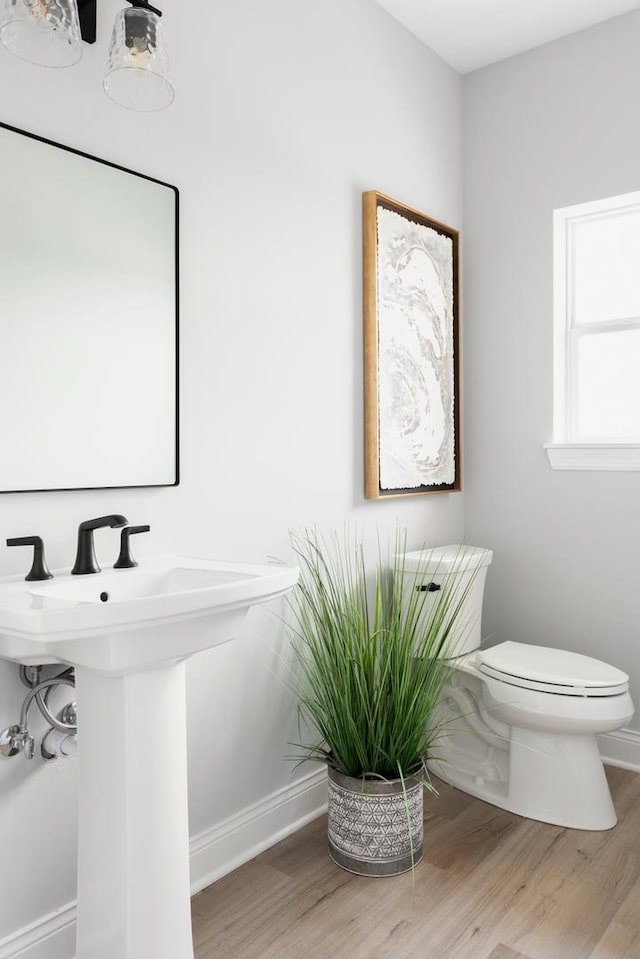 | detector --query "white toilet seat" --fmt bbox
[476,641,629,697]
